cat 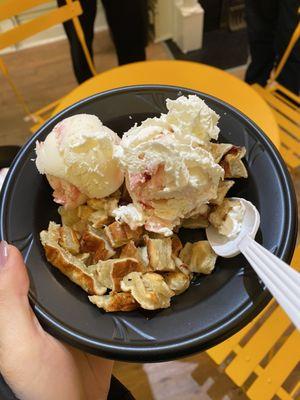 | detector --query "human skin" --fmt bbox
[0,242,113,400]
